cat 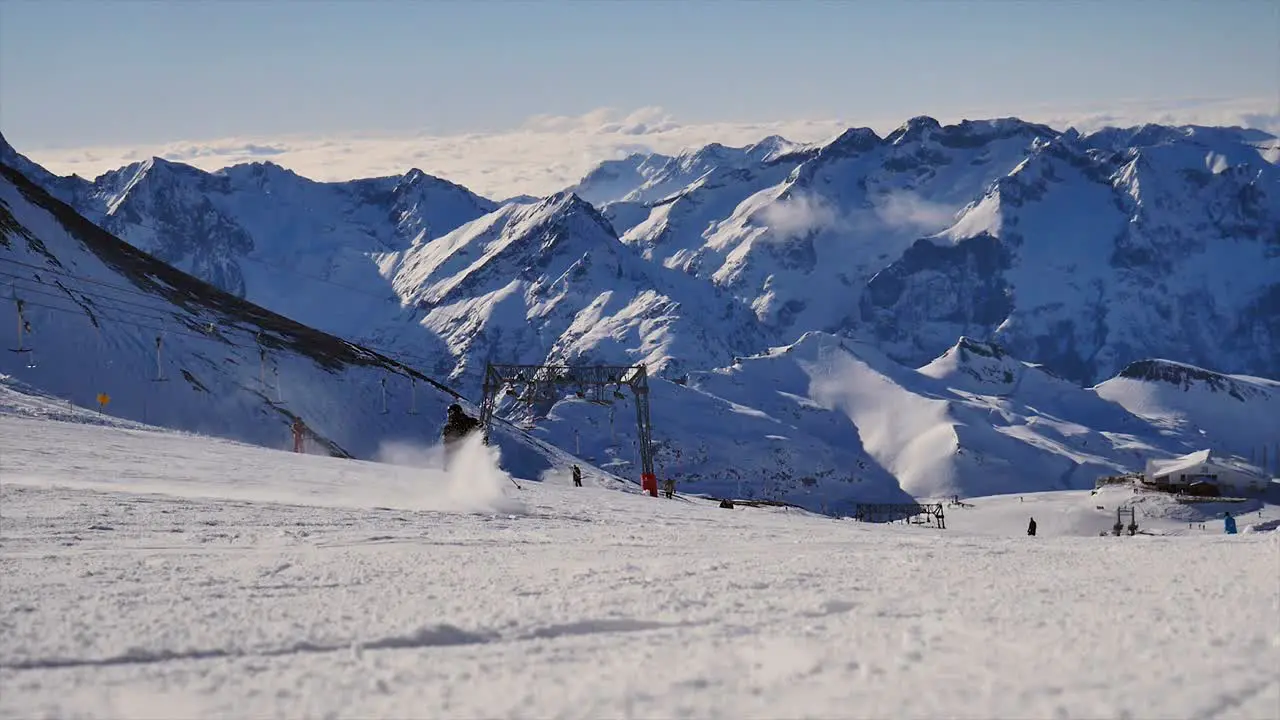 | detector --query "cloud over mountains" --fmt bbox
[13,97,1278,201]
